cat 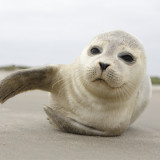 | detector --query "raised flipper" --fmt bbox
[0,66,57,103]
[43,105,111,136]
